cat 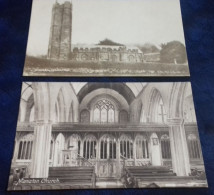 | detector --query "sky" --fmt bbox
[26,0,186,56]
